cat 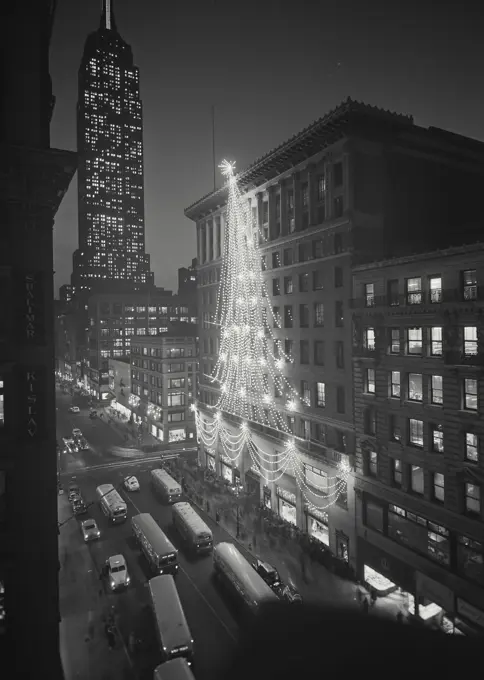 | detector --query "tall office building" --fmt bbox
[71,0,153,296]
